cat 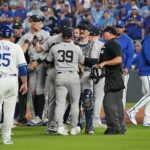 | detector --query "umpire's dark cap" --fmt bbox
[102,26,117,35]
[62,28,72,39]
[90,25,100,36]
[30,15,43,22]
[12,22,22,29]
